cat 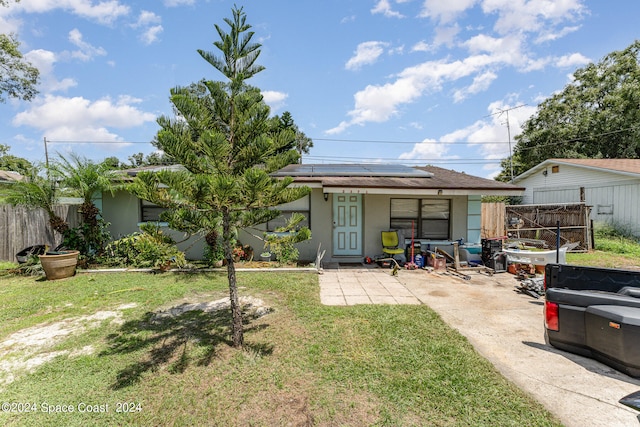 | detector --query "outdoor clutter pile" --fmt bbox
[368,235,569,293]
[516,277,546,298]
